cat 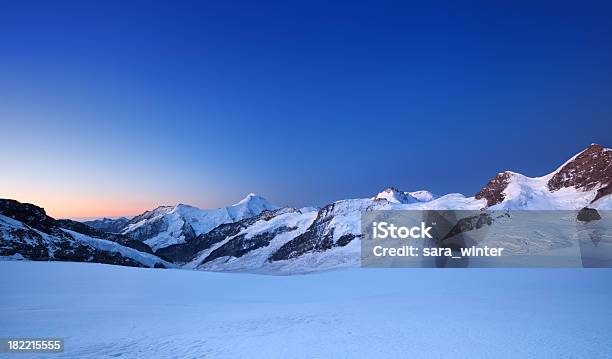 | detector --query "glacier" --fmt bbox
[1,261,611,358]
